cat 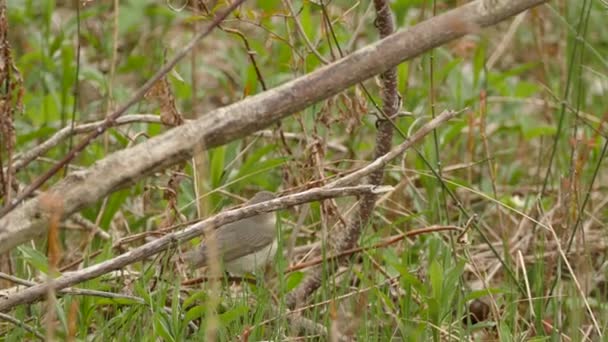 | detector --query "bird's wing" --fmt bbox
[217,217,275,262]
[182,216,275,268]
